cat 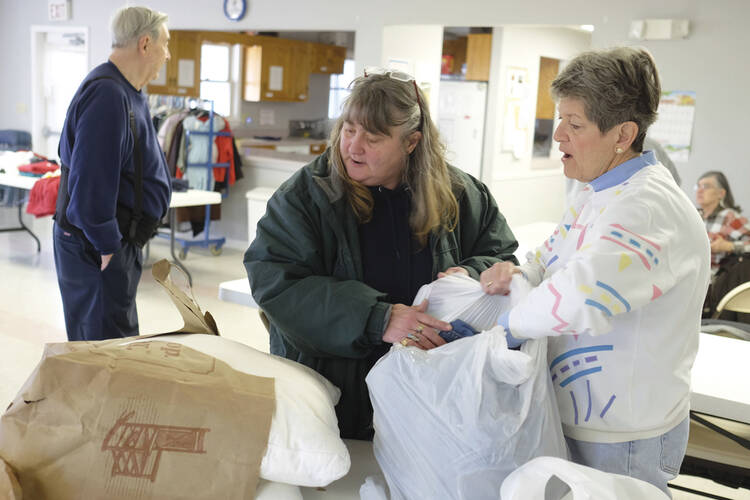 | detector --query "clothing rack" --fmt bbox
[150,95,229,258]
